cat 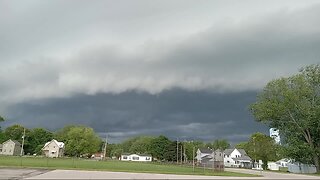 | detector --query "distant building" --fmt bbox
[196,148,224,171]
[224,148,252,168]
[0,139,21,156]
[120,153,152,162]
[42,139,65,158]
[270,128,281,144]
